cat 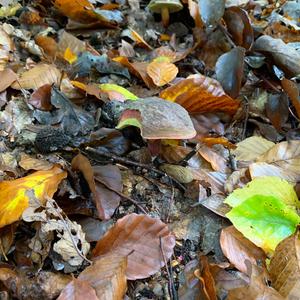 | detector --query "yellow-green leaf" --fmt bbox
[99,84,138,101]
